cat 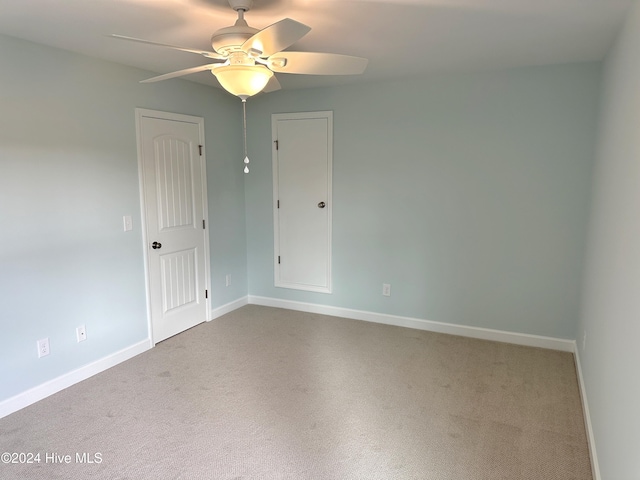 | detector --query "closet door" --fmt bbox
[272,111,332,293]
